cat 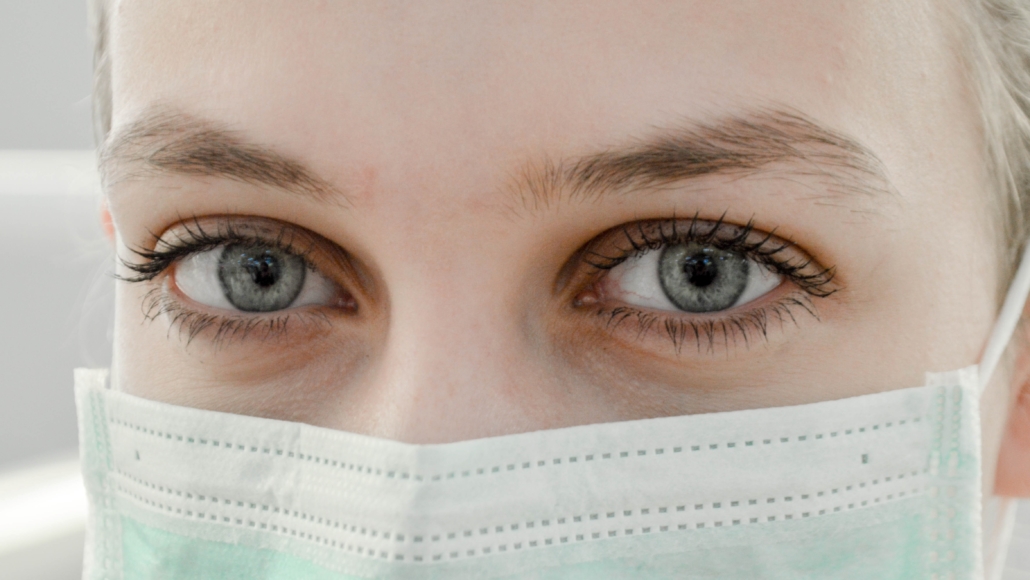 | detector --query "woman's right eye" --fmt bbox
[173,243,343,313]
